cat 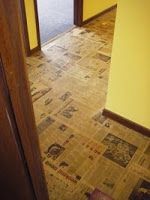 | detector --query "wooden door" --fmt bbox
[0,1,49,199]
[0,58,35,200]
